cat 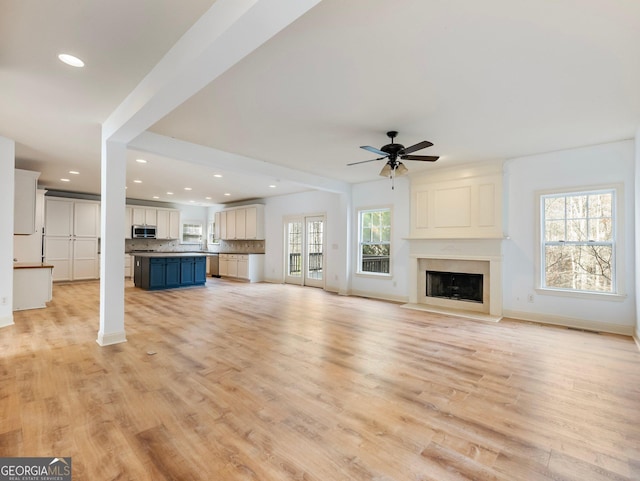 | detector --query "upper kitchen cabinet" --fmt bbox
[14,169,40,234]
[244,205,263,239]
[156,208,180,239]
[218,204,264,240]
[131,207,157,226]
[125,207,132,239]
